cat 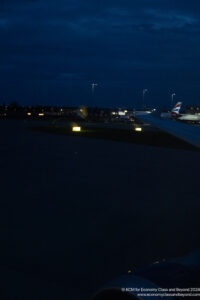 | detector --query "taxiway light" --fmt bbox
[72,126,81,132]
[135,127,142,132]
